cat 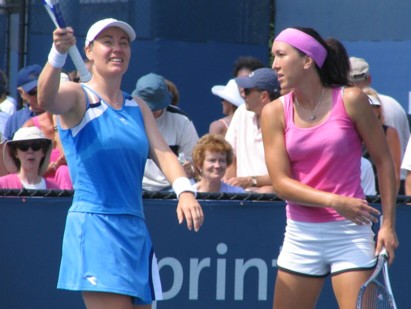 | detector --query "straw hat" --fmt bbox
[3,127,52,175]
